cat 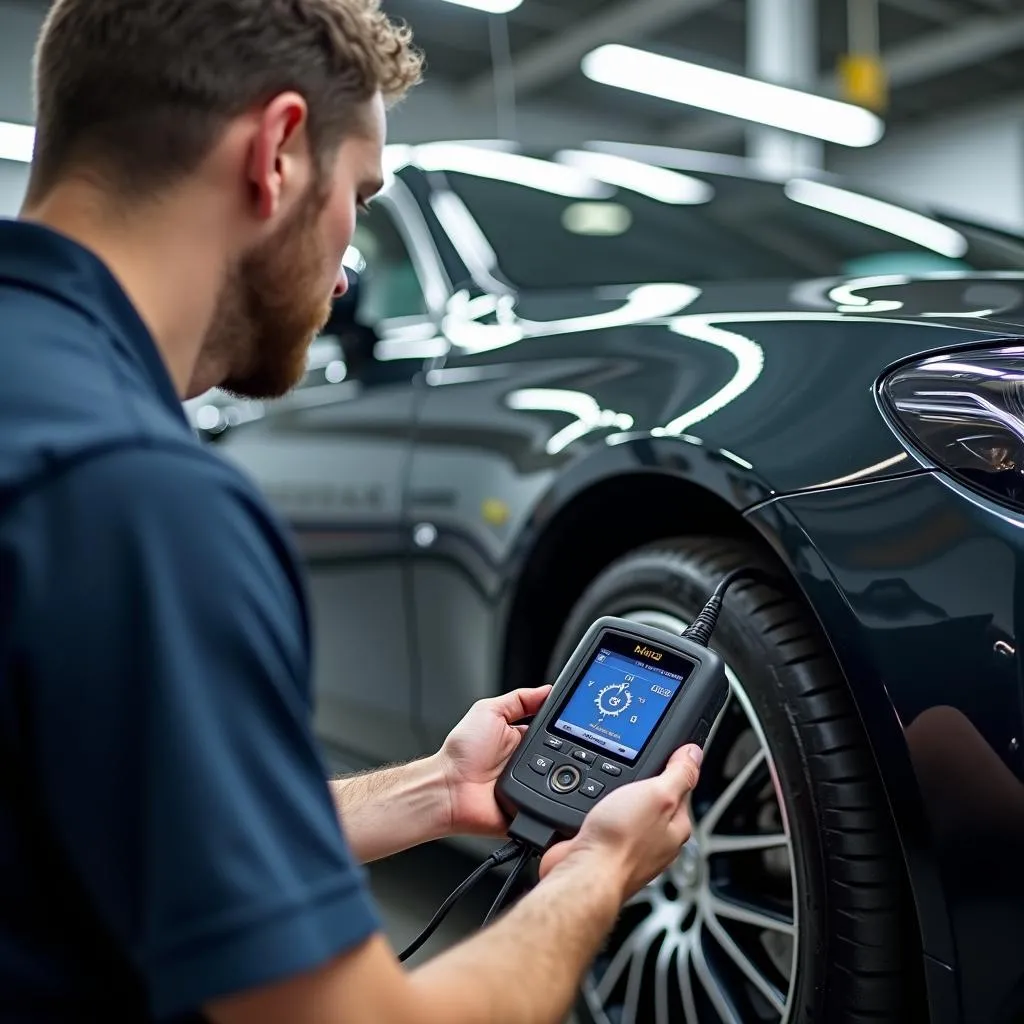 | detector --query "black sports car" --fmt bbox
[196,140,1024,1024]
